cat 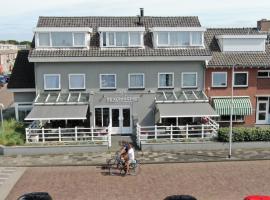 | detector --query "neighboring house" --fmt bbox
[8,10,220,136]
[0,48,17,74]
[7,50,35,121]
[204,27,270,126]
